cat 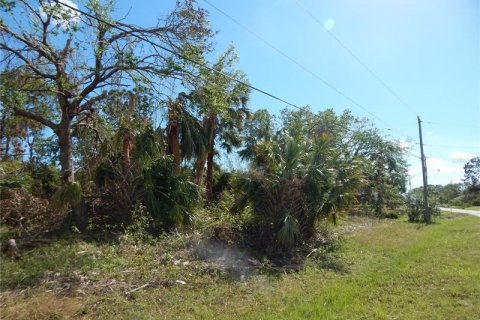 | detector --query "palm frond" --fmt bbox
[52,181,82,208]
[278,214,300,247]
